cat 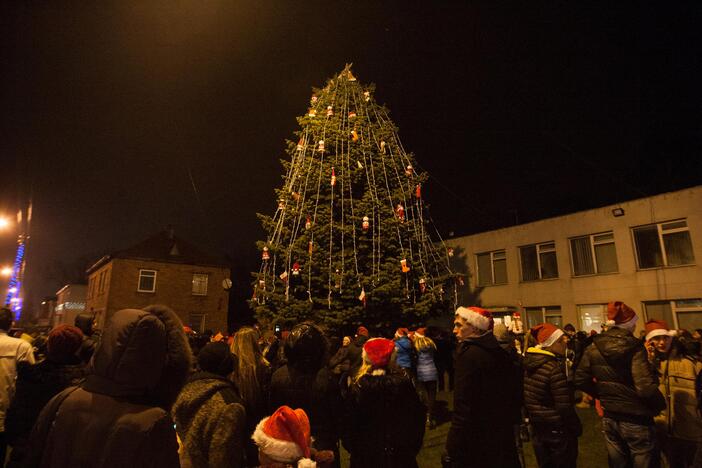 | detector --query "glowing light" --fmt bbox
[0,217,9,230]
[1,267,11,277]
[8,287,16,294]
